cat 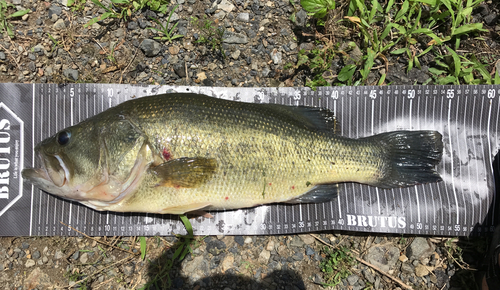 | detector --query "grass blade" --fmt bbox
[391,47,407,54]
[470,55,491,84]
[394,0,409,22]
[140,237,147,260]
[428,67,447,75]
[414,0,436,4]
[386,0,395,13]
[8,9,30,18]
[377,73,386,85]
[91,0,108,10]
[361,48,376,81]
[495,71,500,85]
[438,75,457,85]
[180,214,193,237]
[452,23,486,36]
[446,46,461,77]
[337,64,356,82]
